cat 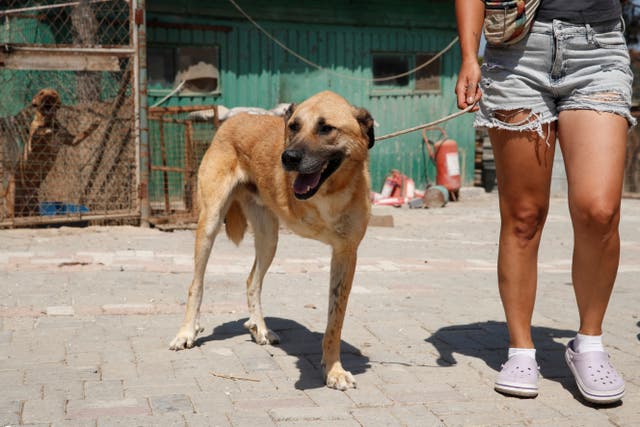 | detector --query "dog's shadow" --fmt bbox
[425,320,622,407]
[195,317,370,390]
